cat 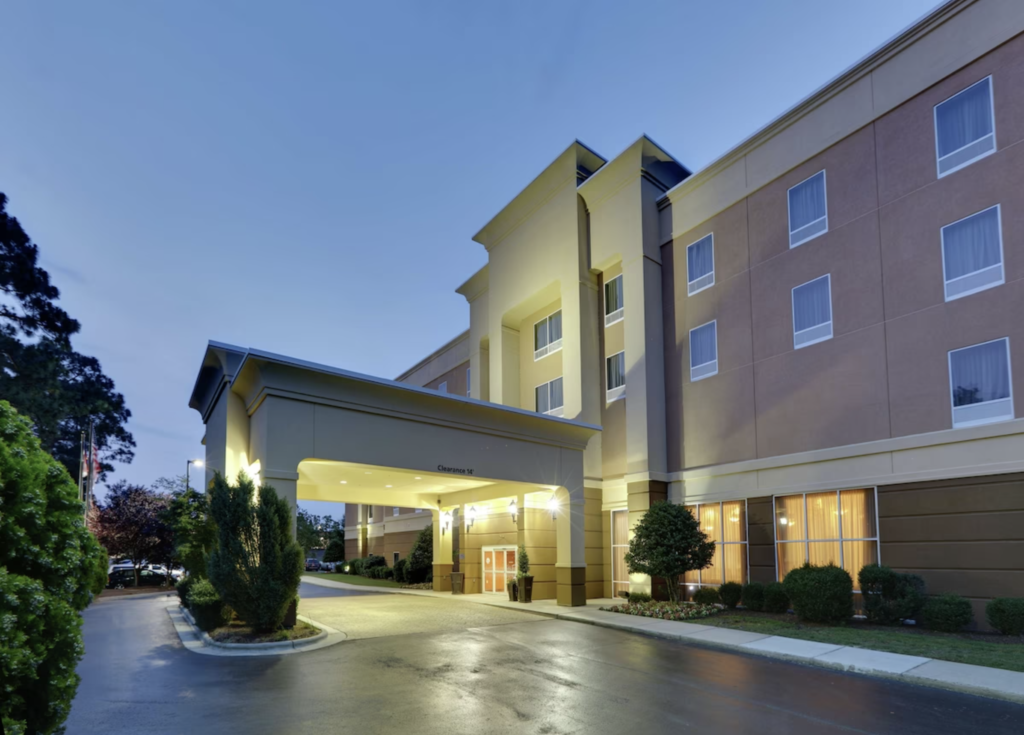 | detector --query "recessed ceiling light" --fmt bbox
[414,477,422,480]
[385,484,393,488]
[340,481,347,484]
[364,471,372,475]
